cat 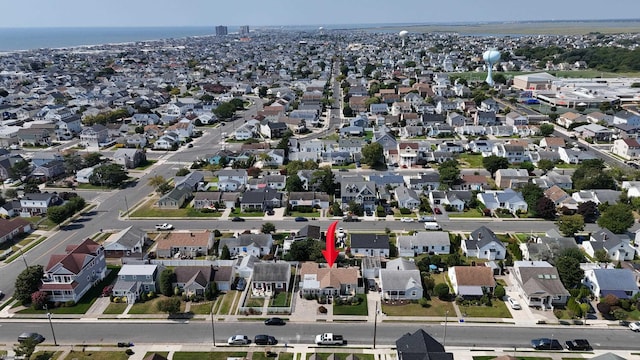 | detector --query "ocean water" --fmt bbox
[0,27,217,52]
